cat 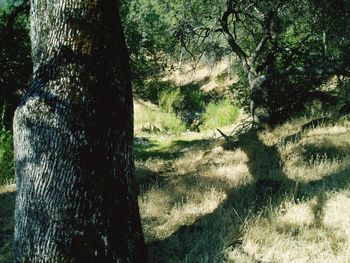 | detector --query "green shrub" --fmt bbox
[136,107,186,134]
[203,99,239,129]
[0,129,14,186]
[159,111,186,134]
[158,89,184,113]
[180,85,205,113]
[215,71,228,85]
